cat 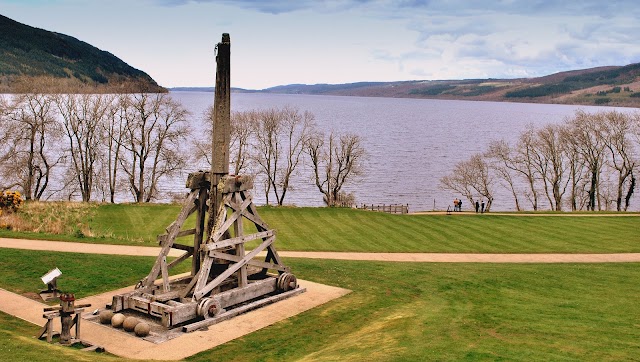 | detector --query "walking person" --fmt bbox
[475,201,479,213]
[481,201,485,213]
[458,200,462,212]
